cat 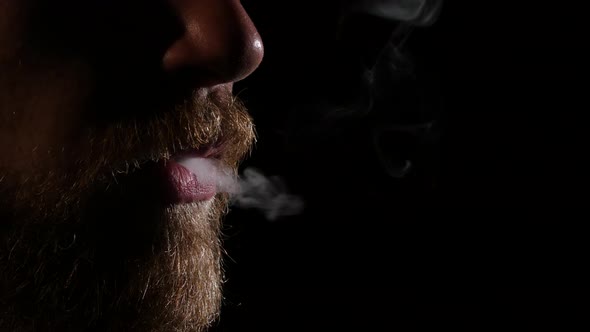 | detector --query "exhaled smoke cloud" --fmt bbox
[230,168,304,221]
[178,158,304,221]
